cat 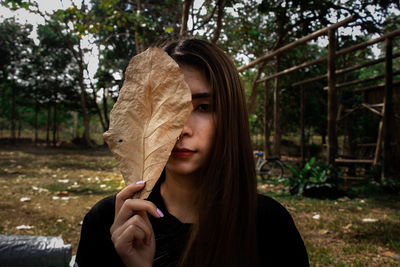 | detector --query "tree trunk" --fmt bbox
[300,86,306,167]
[52,90,57,147]
[327,29,338,165]
[34,96,39,145]
[10,84,16,143]
[91,85,106,132]
[73,111,78,139]
[247,62,267,115]
[17,114,22,138]
[211,0,225,44]
[77,44,93,147]
[264,81,272,157]
[135,0,144,53]
[273,56,281,156]
[382,37,393,177]
[103,87,109,130]
[180,0,193,38]
[46,102,51,145]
